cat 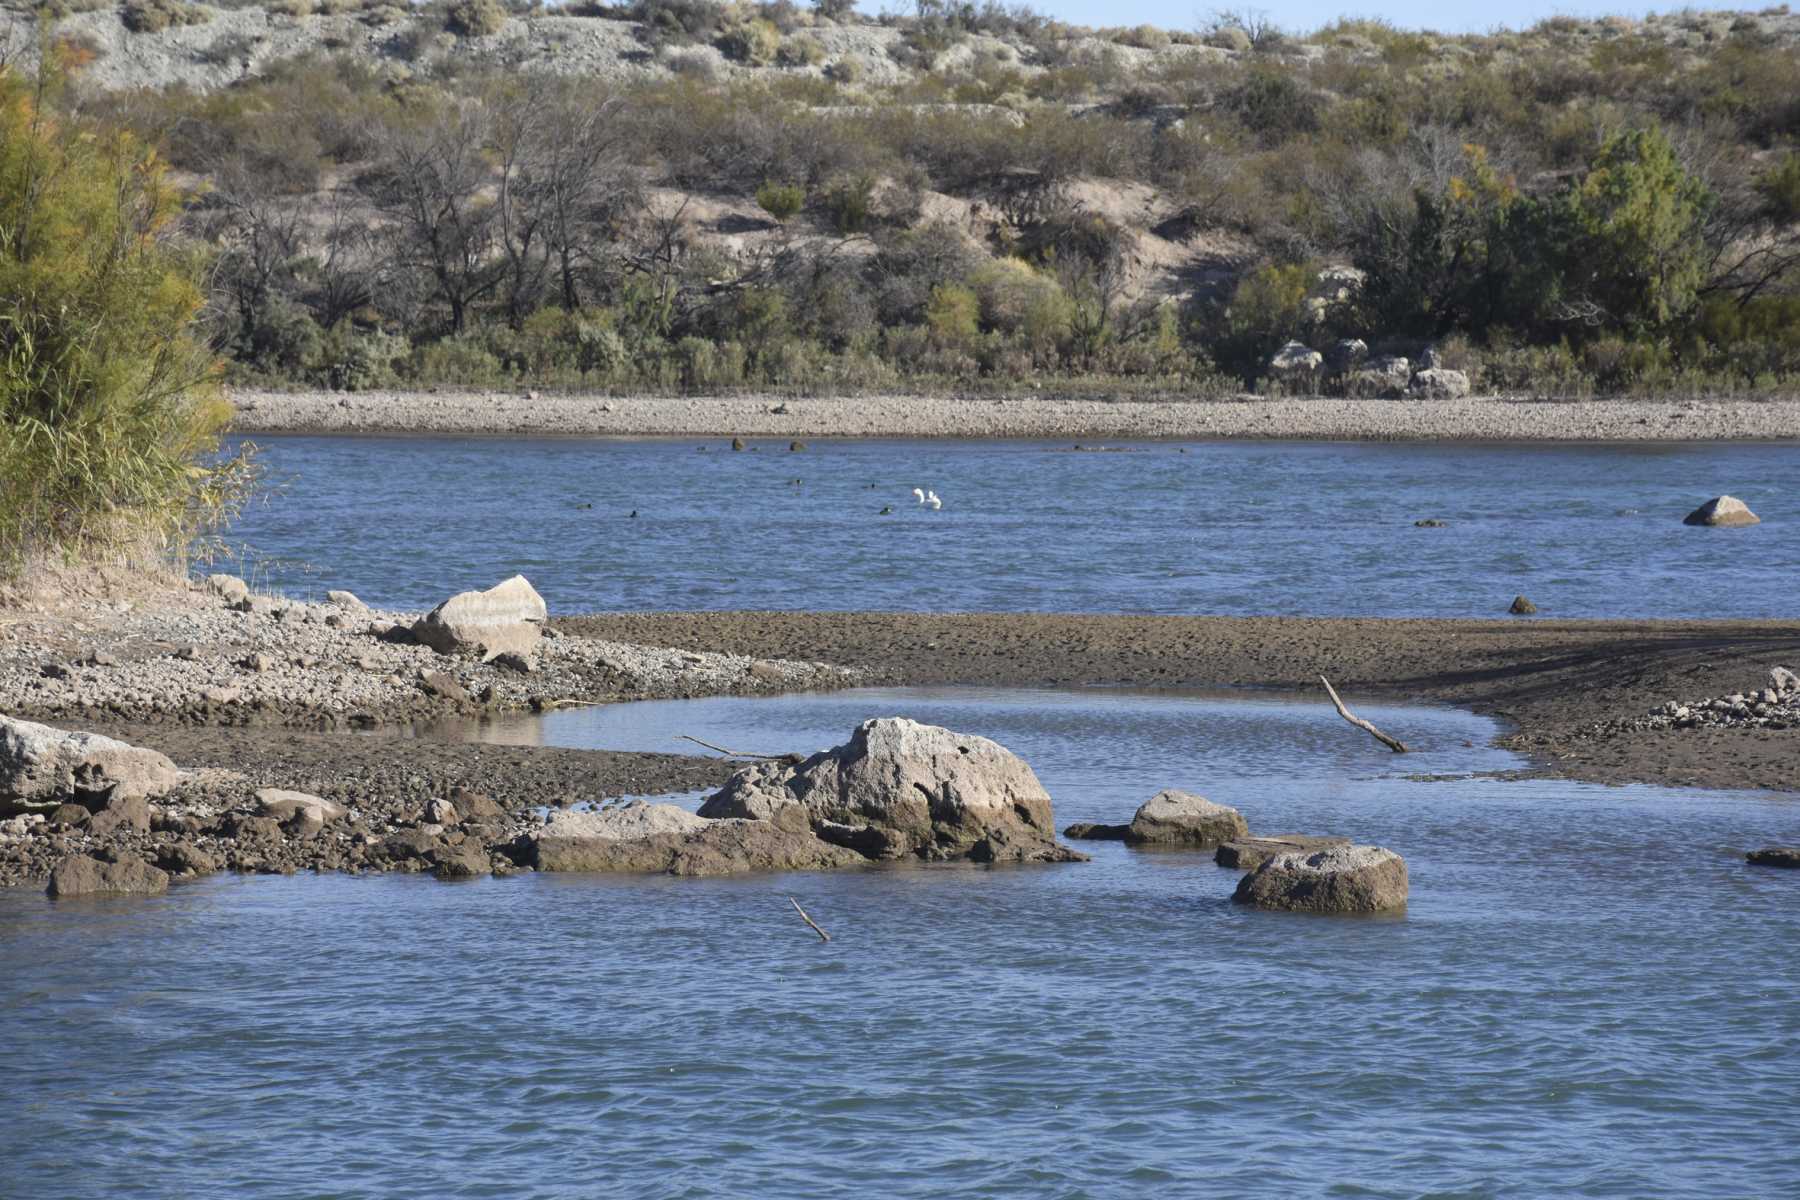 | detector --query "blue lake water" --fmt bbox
[221,435,1797,618]
[5,686,1799,1198]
